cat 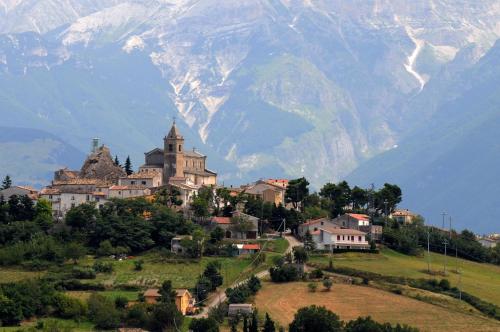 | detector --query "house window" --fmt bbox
[71,203,75,208]
[118,191,121,195]
[142,181,146,185]
[169,144,173,152]
[342,235,345,240]
[321,221,324,225]
[359,236,362,241]
[86,195,90,201]
[178,145,182,152]
[337,235,340,240]
[71,196,75,201]
[96,197,100,202]
[49,195,52,199]
[131,181,136,185]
